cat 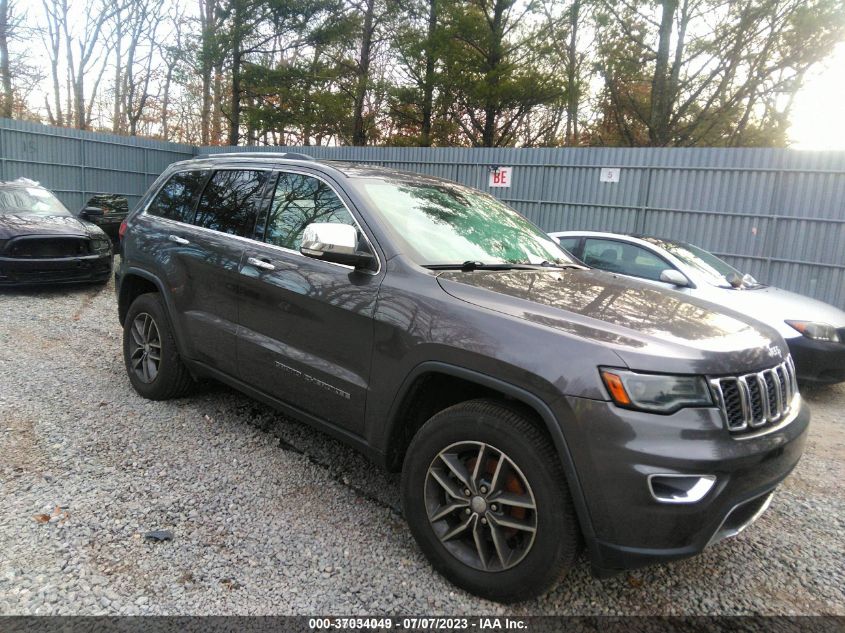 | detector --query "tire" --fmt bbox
[401,399,581,603]
[122,292,194,400]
